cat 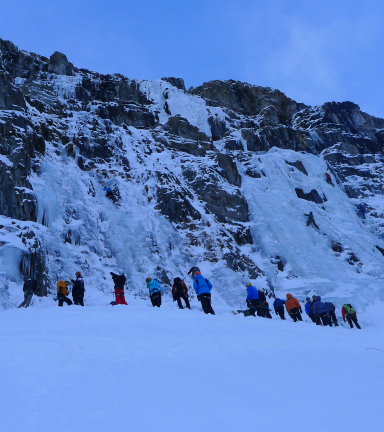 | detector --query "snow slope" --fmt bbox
[0,301,382,432]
